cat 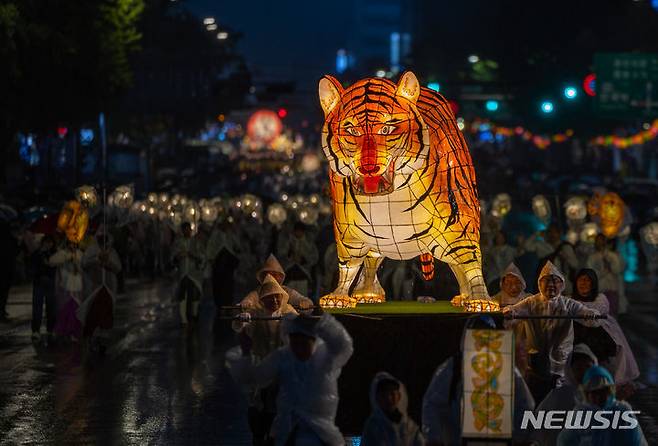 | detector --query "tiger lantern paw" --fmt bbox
[353,292,386,304]
[319,294,358,309]
[462,299,501,313]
